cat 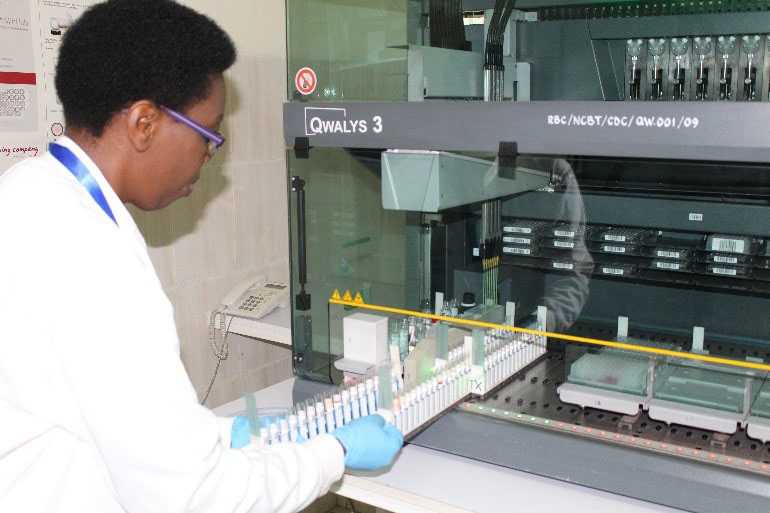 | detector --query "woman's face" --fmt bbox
[133,74,226,211]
